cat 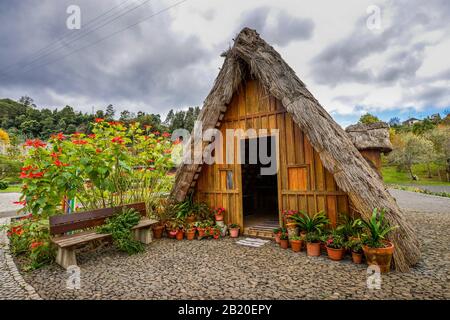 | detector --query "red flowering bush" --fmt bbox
[18,120,175,217]
[2,217,54,270]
